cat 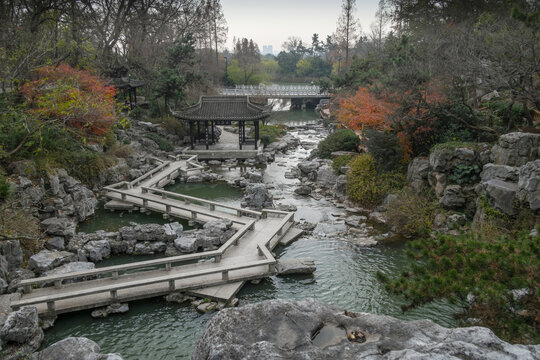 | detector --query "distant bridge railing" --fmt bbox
[219,85,330,98]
